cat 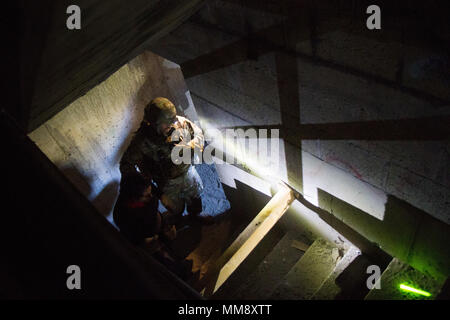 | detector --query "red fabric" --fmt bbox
[126,201,146,209]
